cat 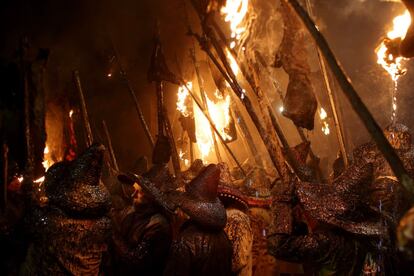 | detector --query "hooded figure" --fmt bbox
[110,164,172,276]
[268,124,414,275]
[110,134,174,276]
[21,144,112,275]
[217,162,253,276]
[163,164,233,276]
